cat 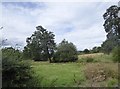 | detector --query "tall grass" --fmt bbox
[78,53,113,63]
